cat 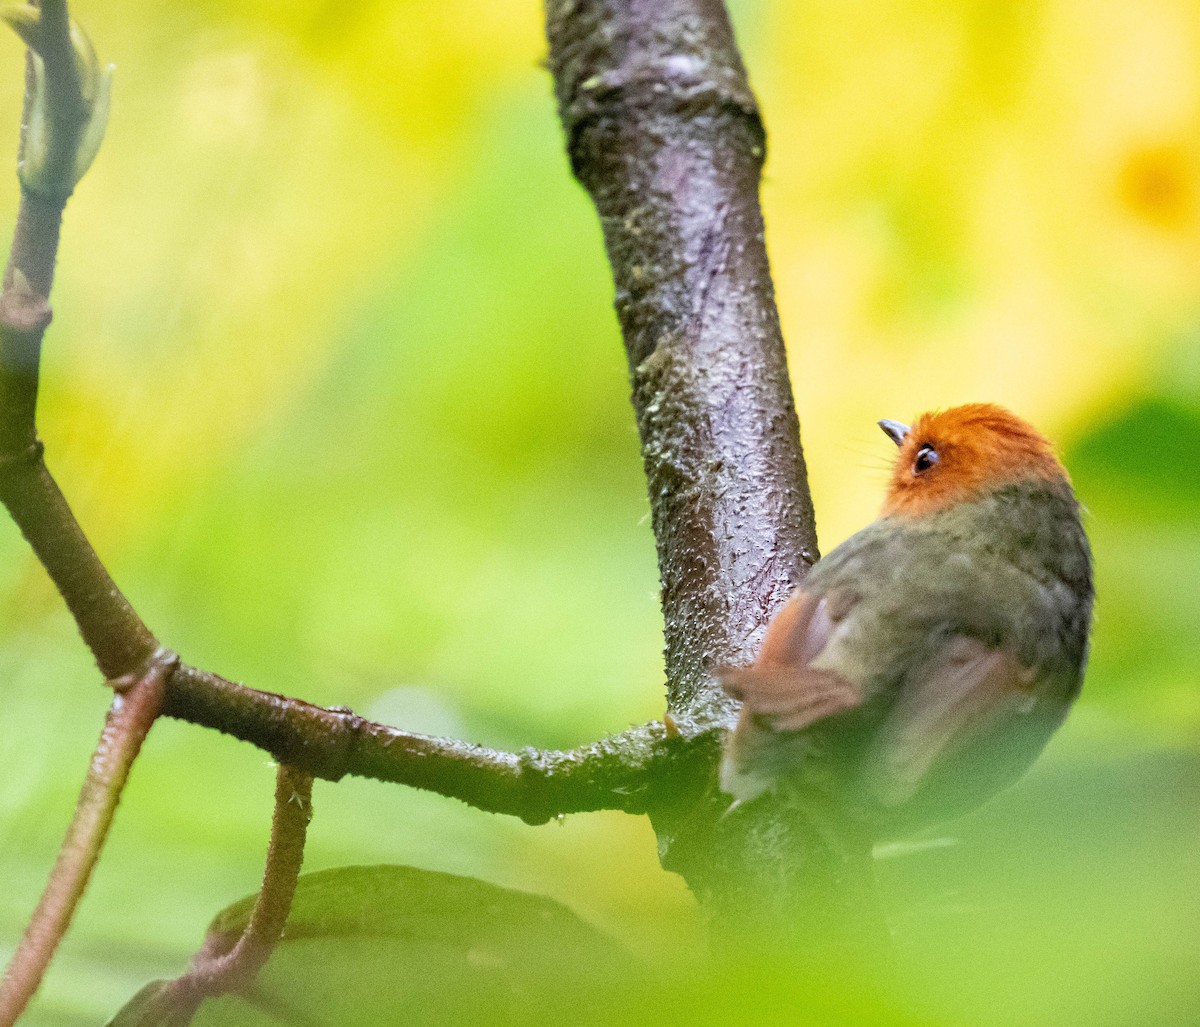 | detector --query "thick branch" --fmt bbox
[544,1,888,948]
[546,0,820,720]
